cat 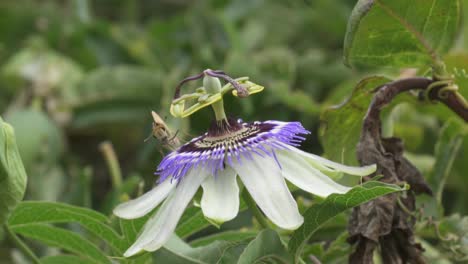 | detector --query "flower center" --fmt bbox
[178,118,276,153]
[197,118,257,148]
[157,119,308,182]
